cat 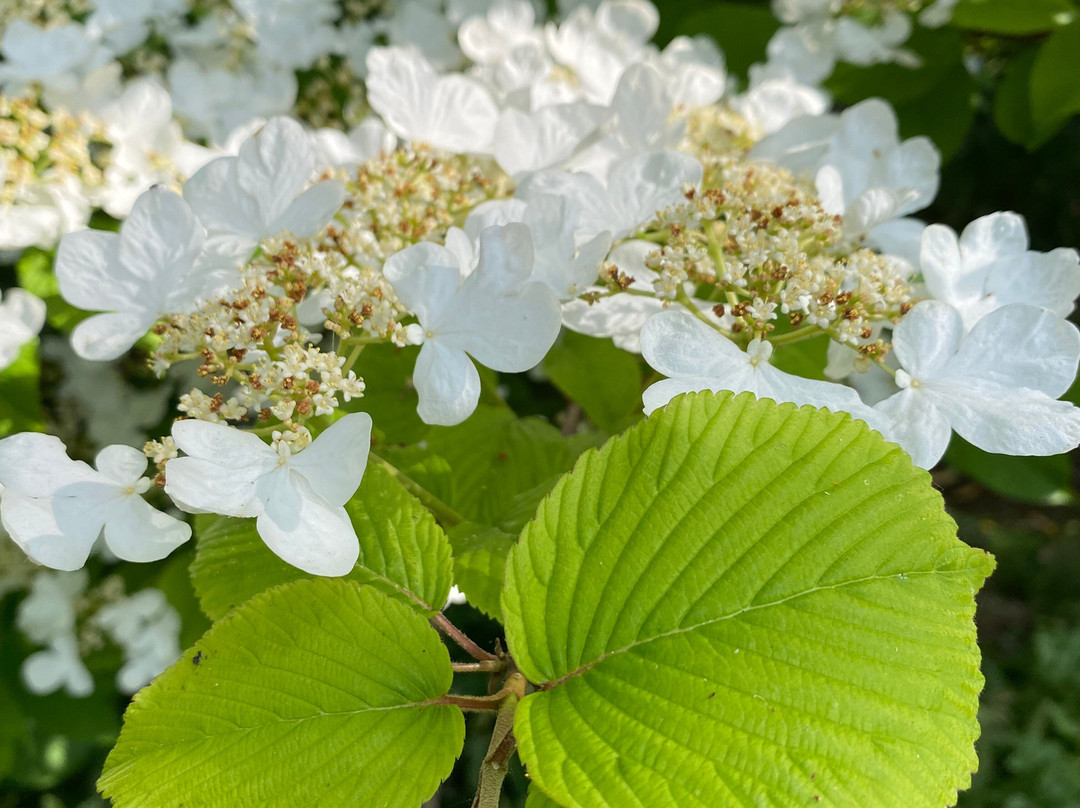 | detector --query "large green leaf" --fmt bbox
[0,339,44,435]
[99,579,464,807]
[190,460,453,619]
[503,391,994,808]
[1029,20,1080,142]
[446,524,516,619]
[951,0,1076,35]
[410,405,601,531]
[544,331,644,434]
